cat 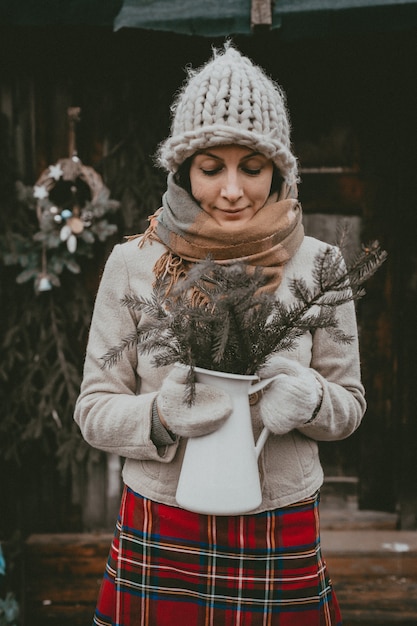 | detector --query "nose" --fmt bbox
[221,171,244,203]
